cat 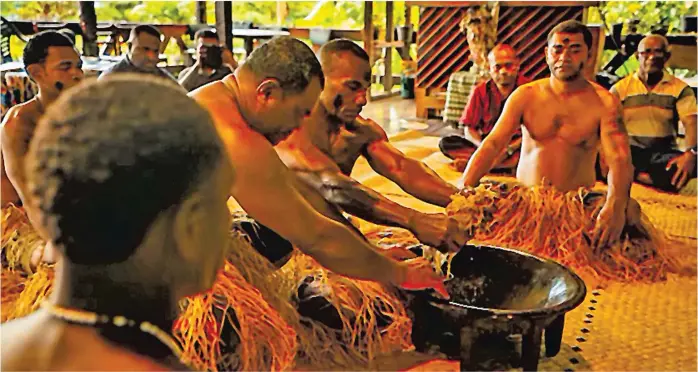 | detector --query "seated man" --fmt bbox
[455,21,690,283]
[2,30,83,208]
[1,75,232,370]
[608,34,697,193]
[99,25,177,84]
[460,20,634,249]
[178,28,237,92]
[275,39,469,253]
[439,44,530,173]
